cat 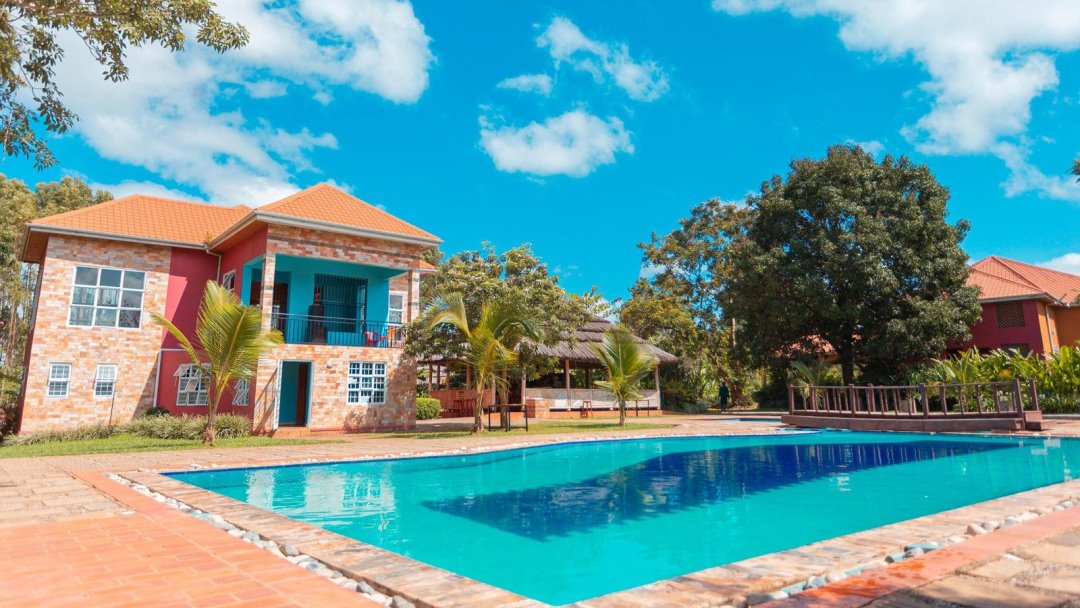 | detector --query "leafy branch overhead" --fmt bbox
[0,0,248,168]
